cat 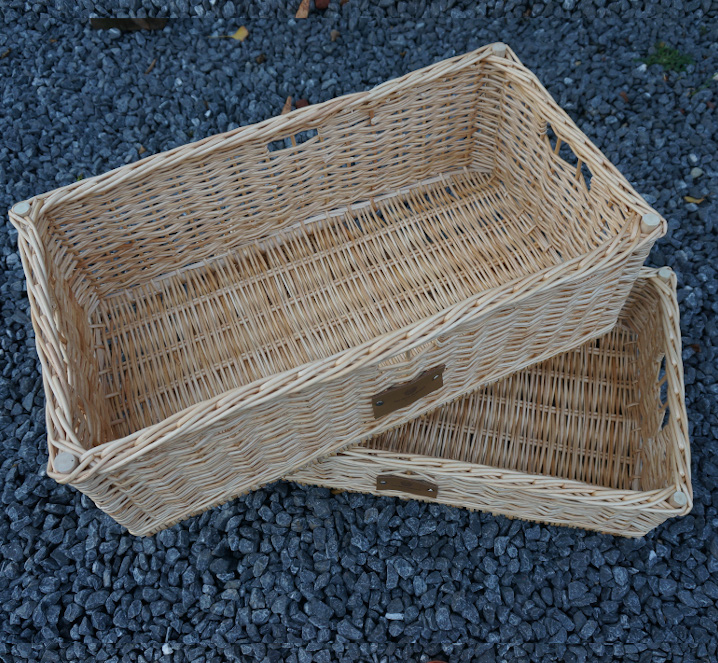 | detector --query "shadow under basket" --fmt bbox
[290,269,692,537]
[10,43,665,536]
